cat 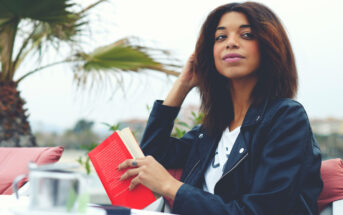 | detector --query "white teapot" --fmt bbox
[12,162,87,213]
